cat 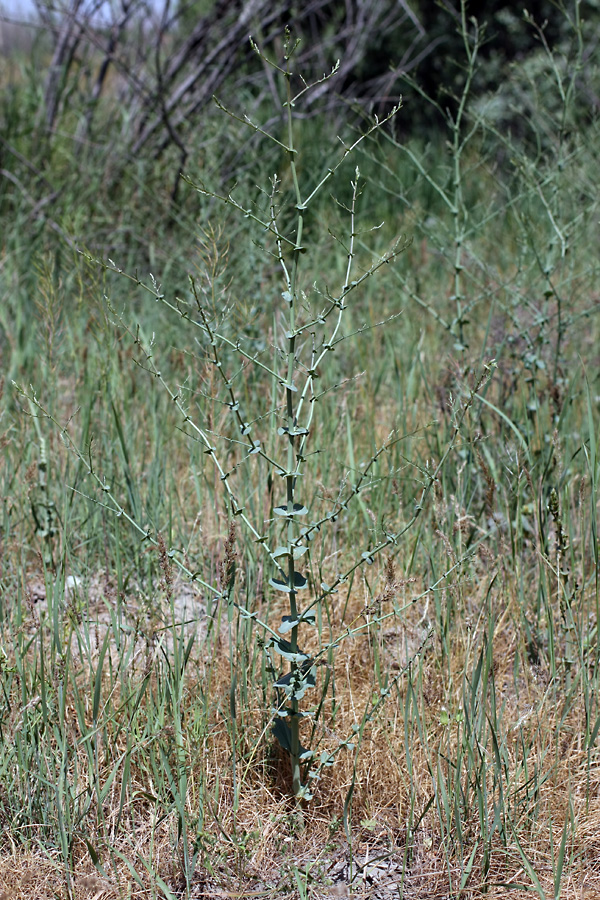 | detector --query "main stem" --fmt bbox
[284,57,305,798]
[286,339,301,796]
